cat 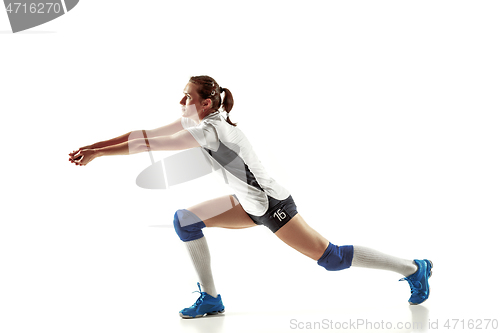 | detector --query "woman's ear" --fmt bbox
[203,98,213,110]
